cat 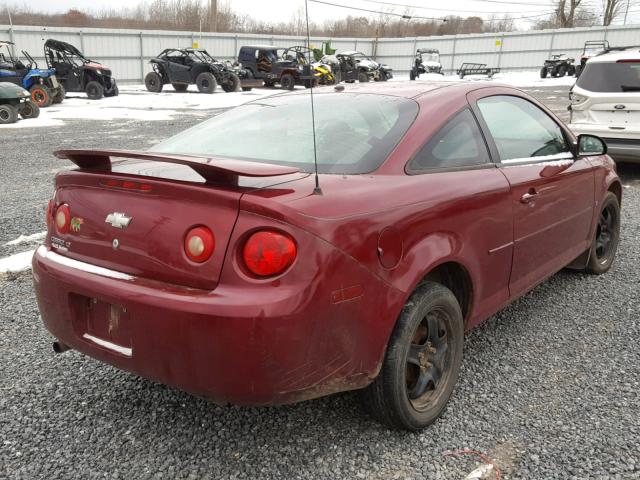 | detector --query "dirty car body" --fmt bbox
[33,82,620,425]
